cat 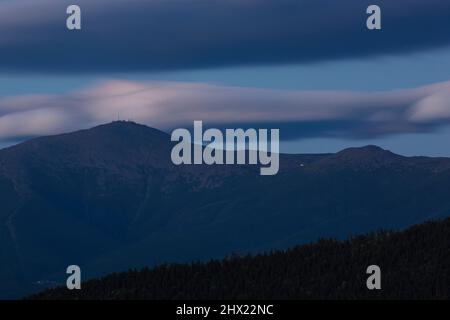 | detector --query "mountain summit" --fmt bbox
[338,145,392,156]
